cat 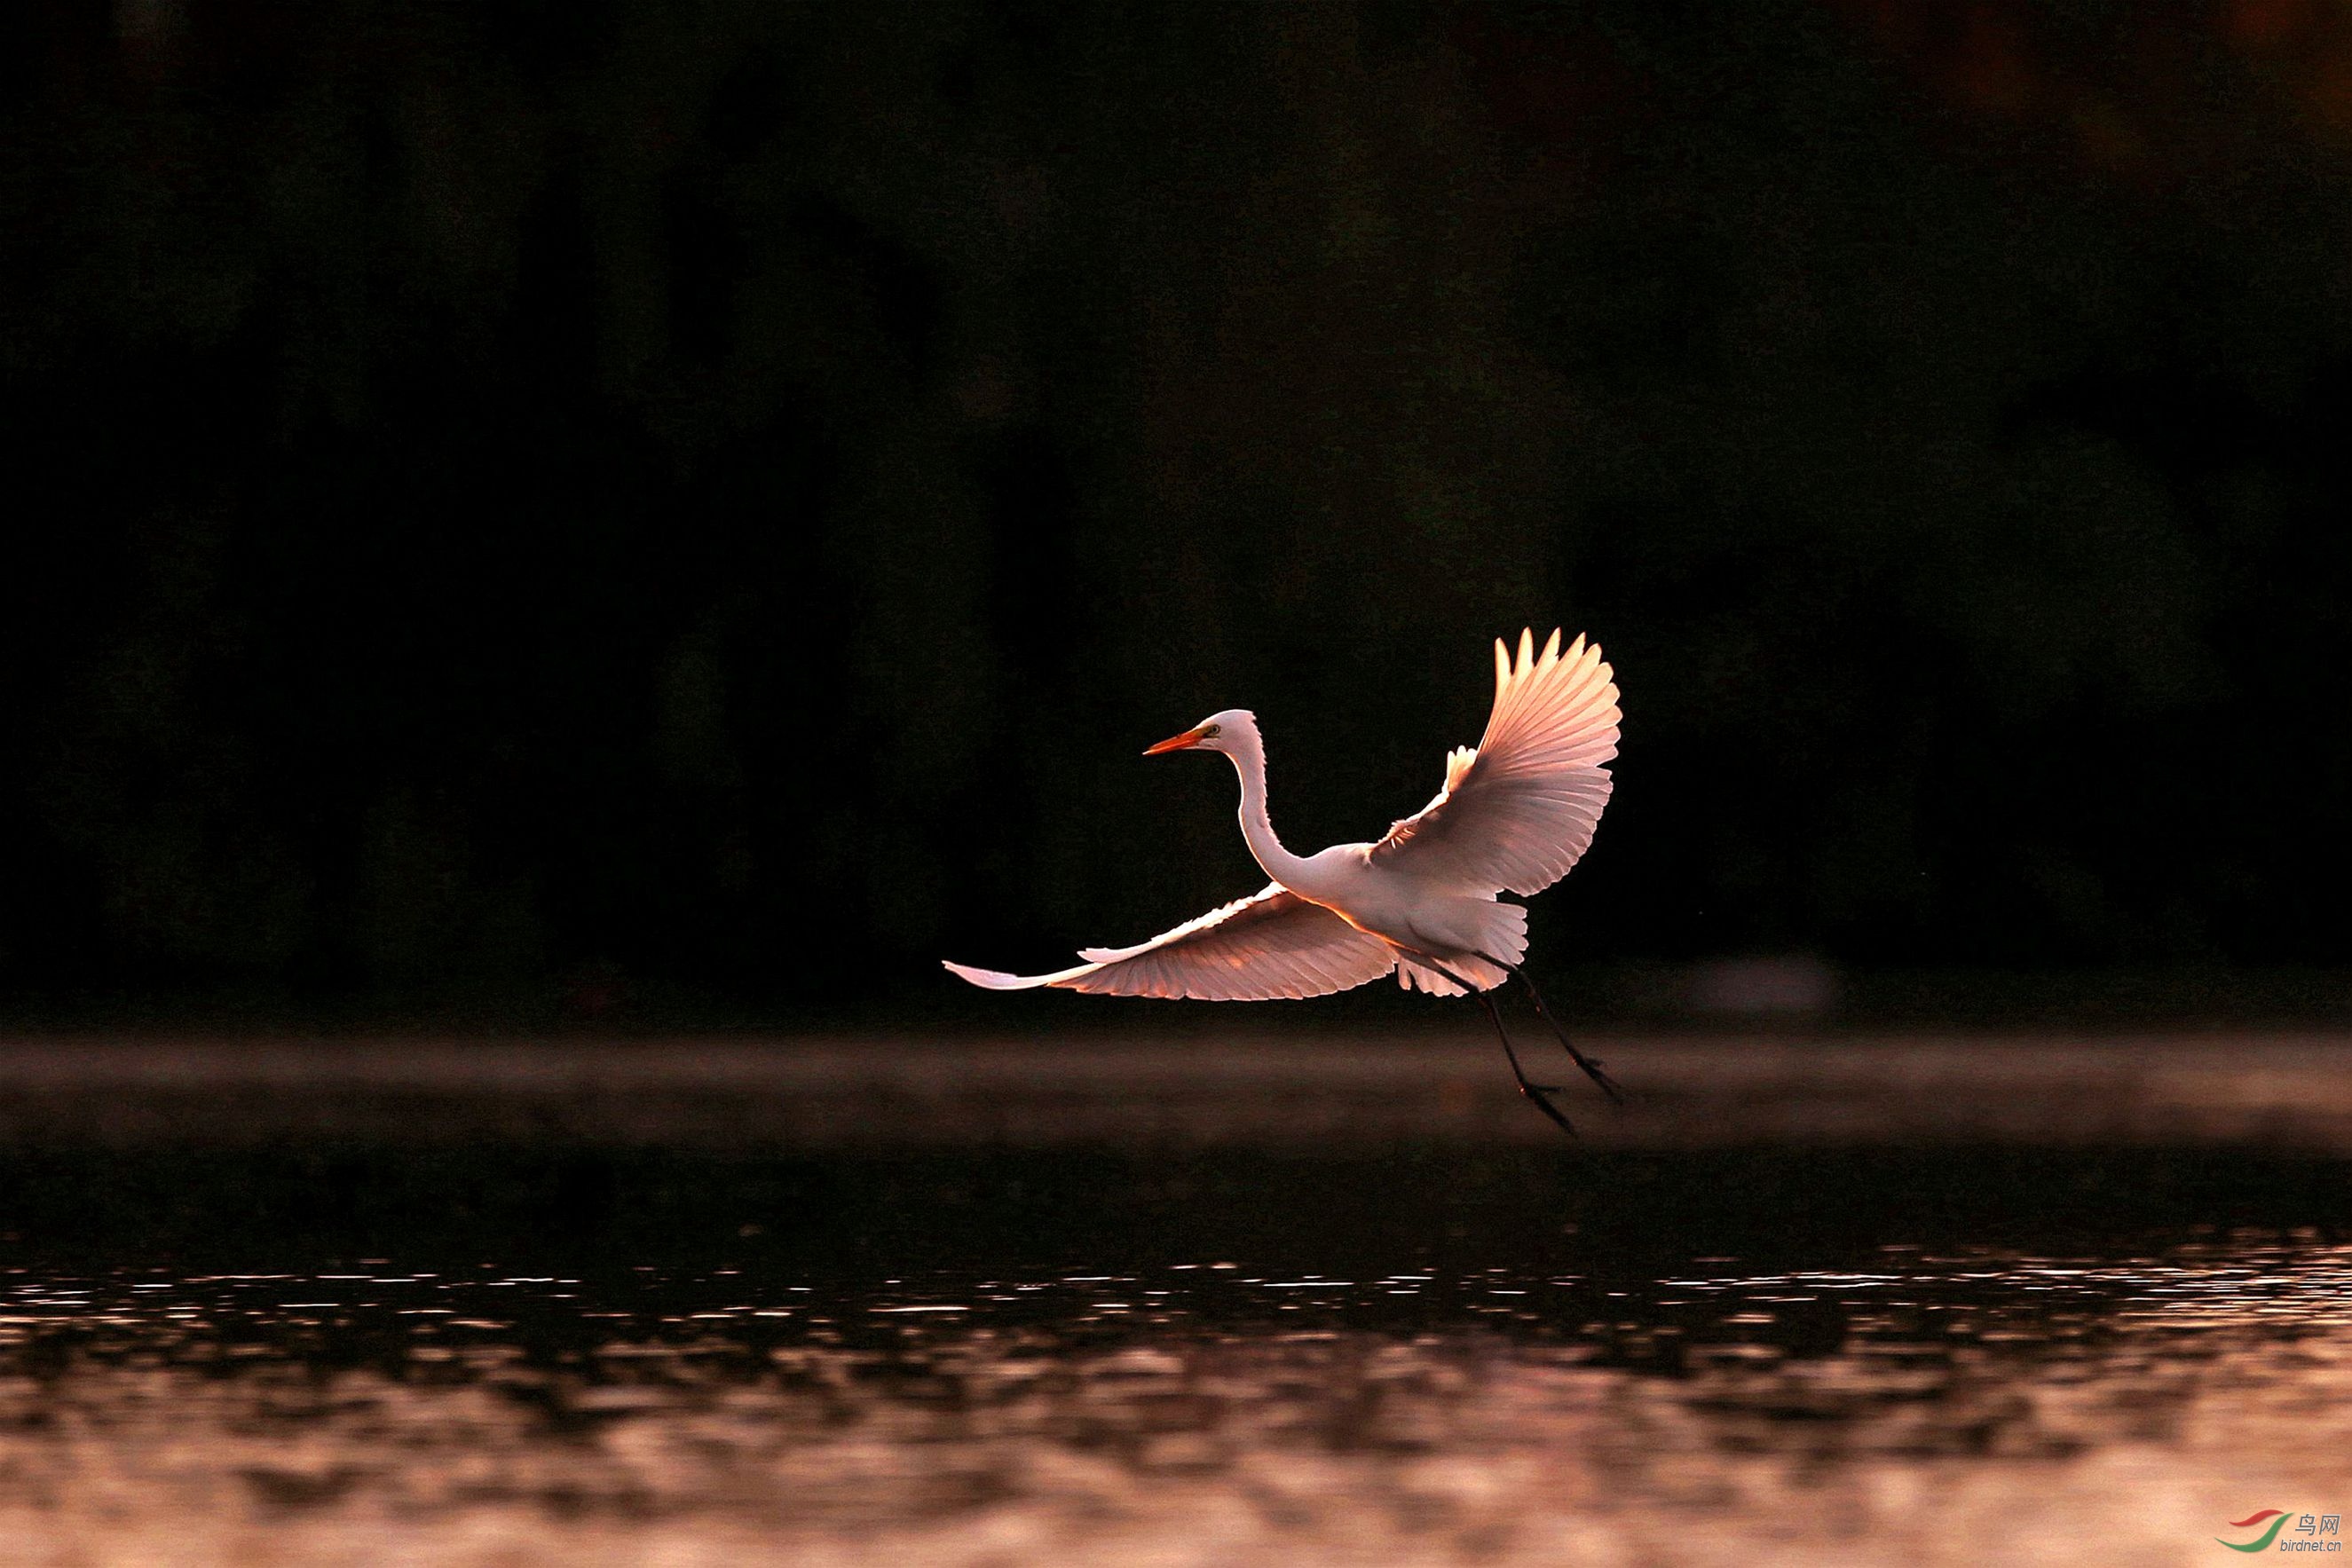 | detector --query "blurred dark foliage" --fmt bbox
[0,0,2348,1020]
